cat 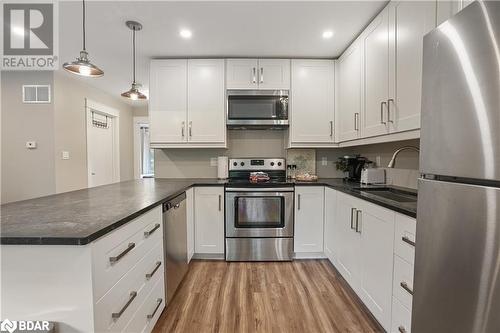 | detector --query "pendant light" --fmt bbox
[121,21,147,100]
[63,0,104,77]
